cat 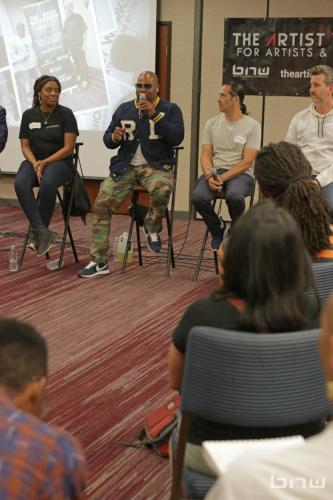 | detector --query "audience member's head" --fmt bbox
[220,200,316,332]
[0,318,47,417]
[255,141,331,255]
